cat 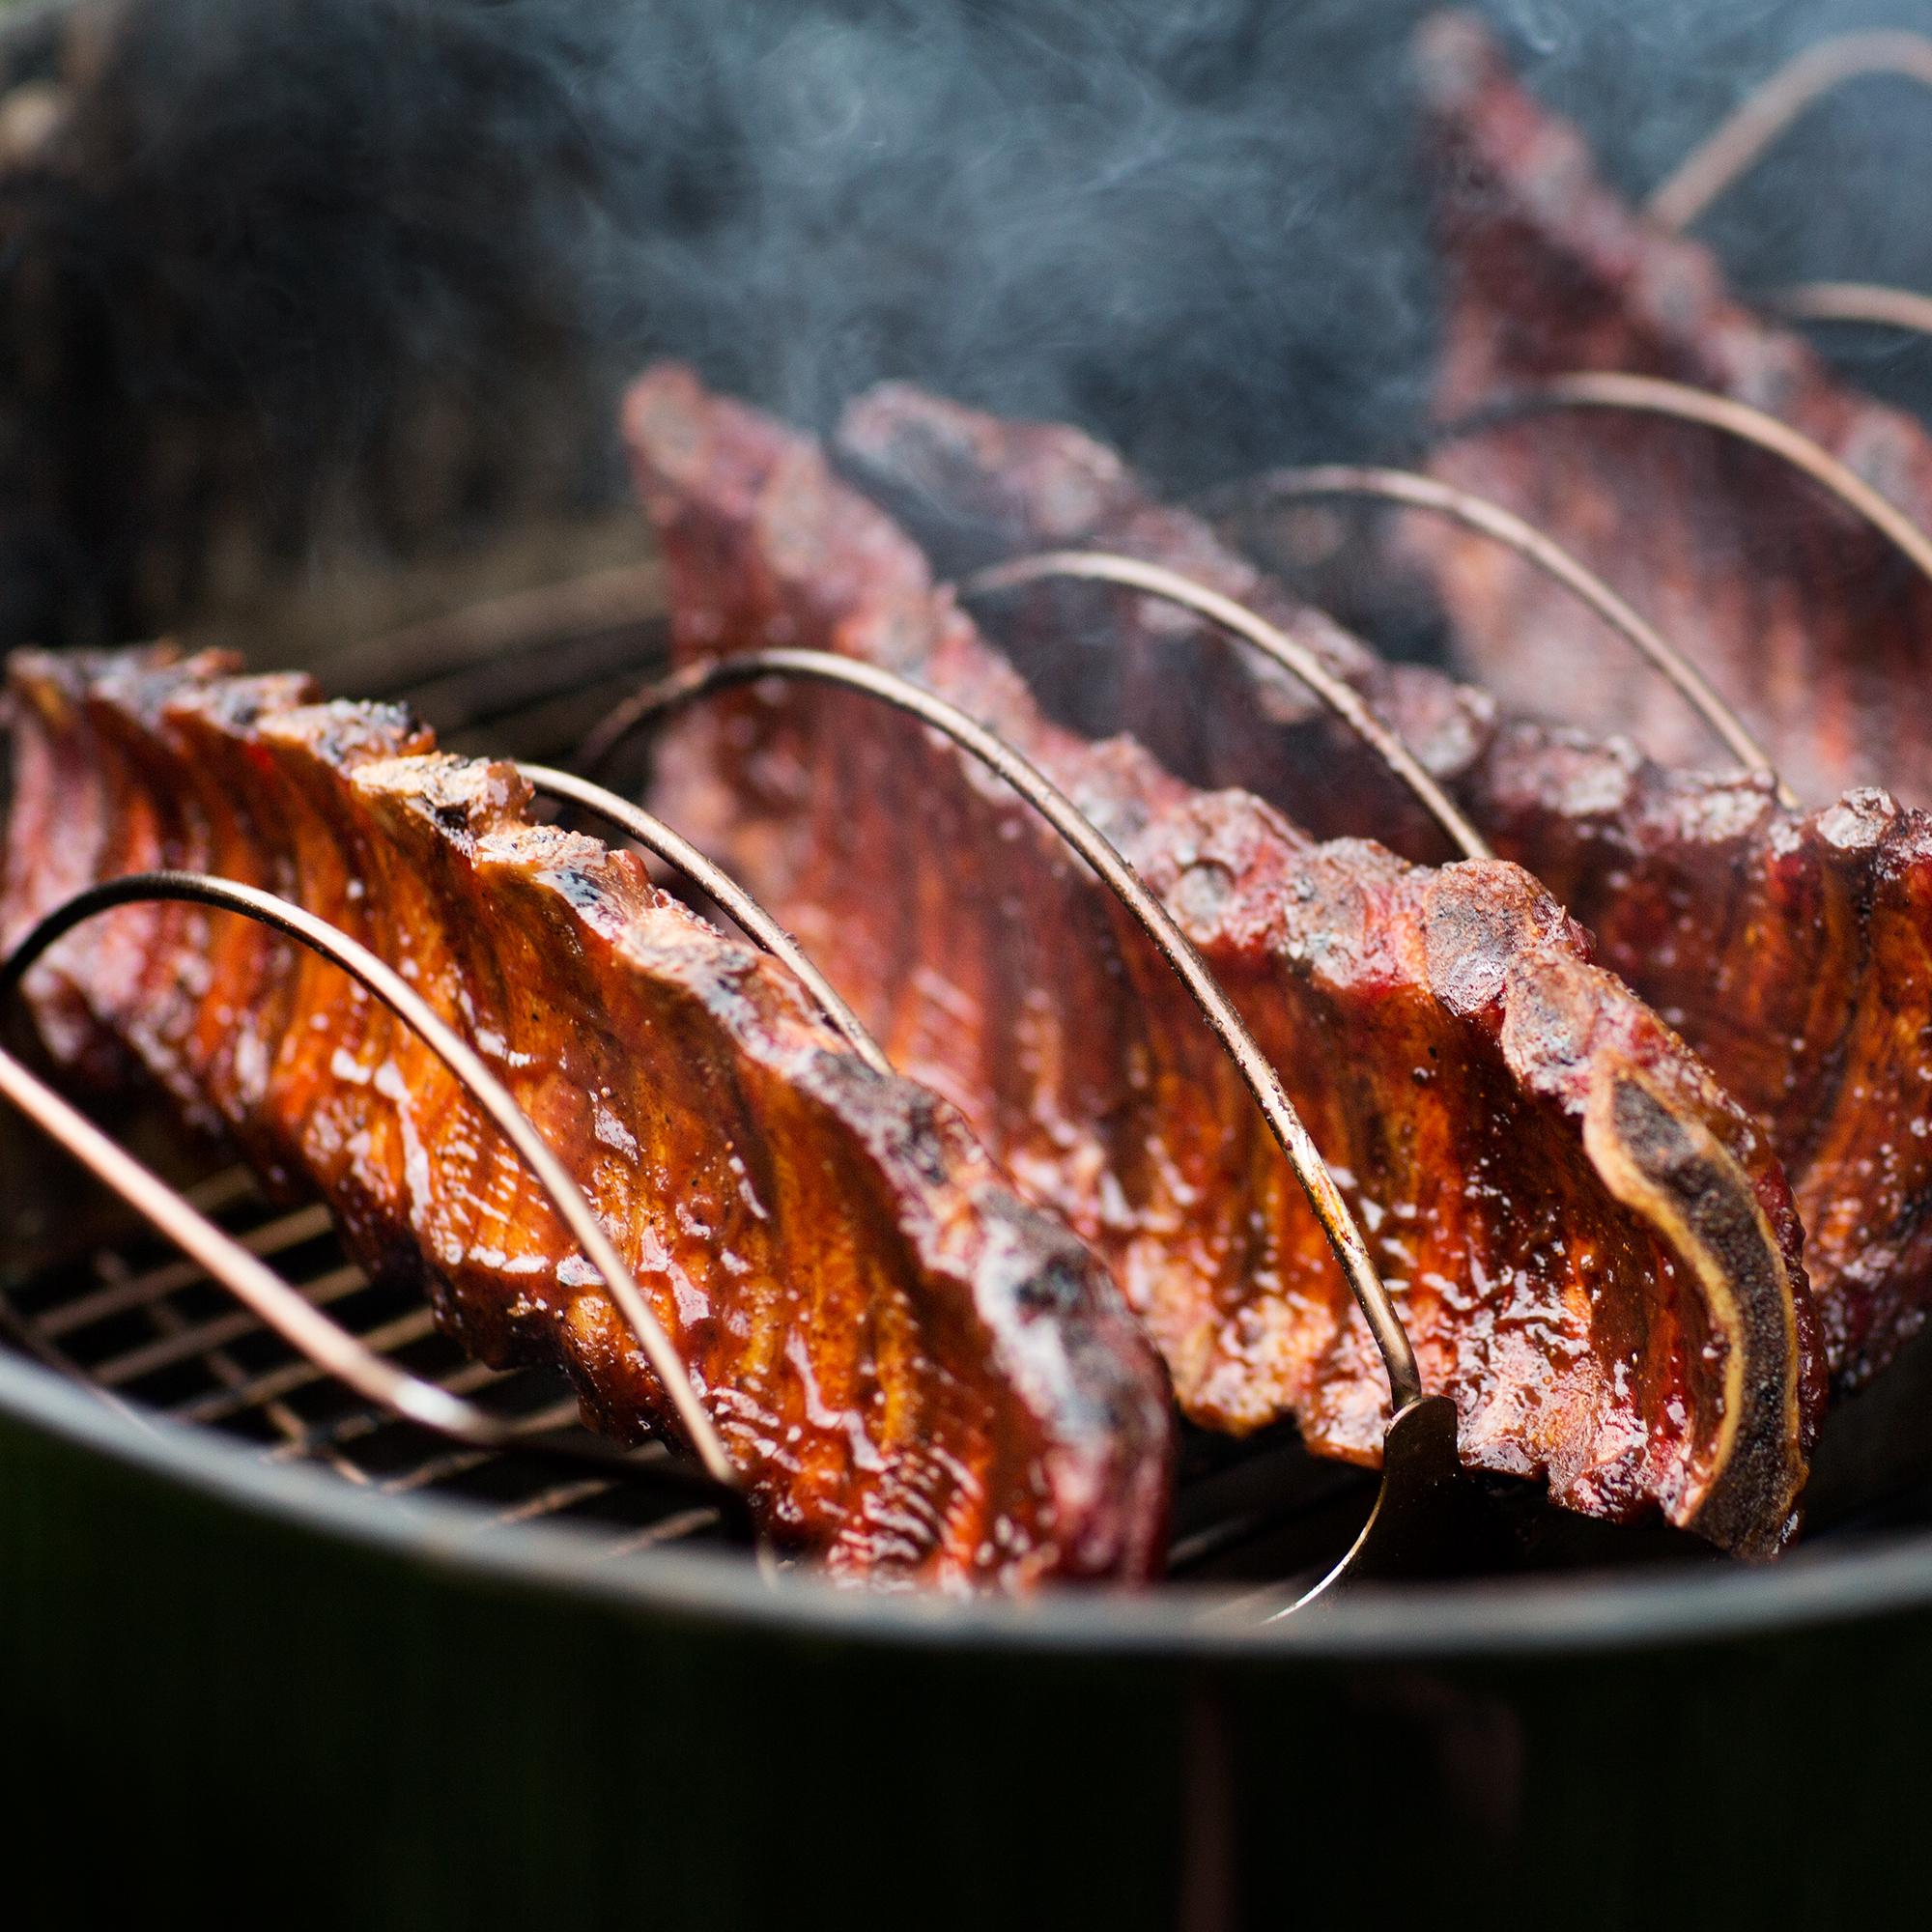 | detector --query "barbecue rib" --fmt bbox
[0,646,1176,1588]
[1411,9,1932,812]
[625,363,1823,1556]
[838,382,1932,1392]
